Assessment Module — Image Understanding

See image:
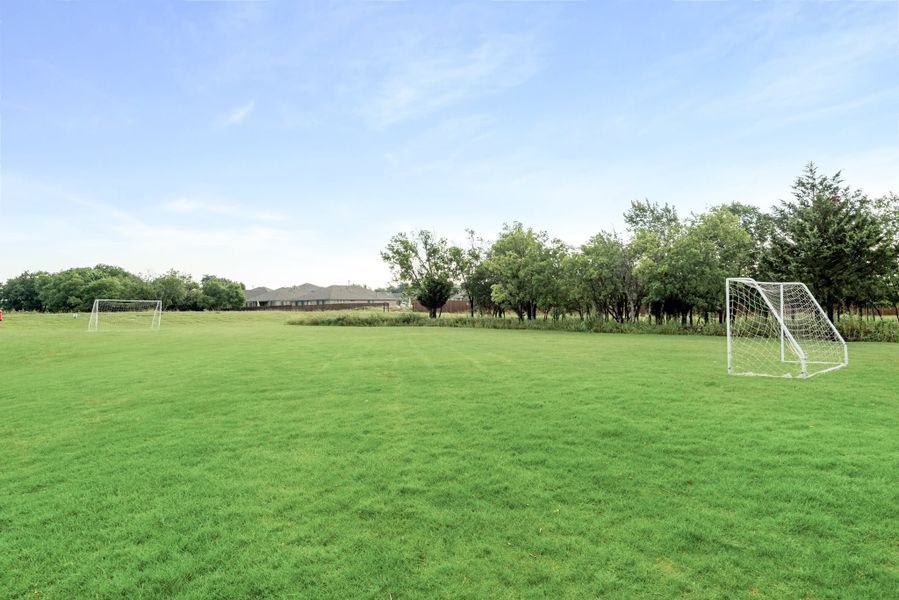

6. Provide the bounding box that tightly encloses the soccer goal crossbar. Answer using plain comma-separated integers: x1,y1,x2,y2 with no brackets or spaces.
725,278,847,378
87,299,162,332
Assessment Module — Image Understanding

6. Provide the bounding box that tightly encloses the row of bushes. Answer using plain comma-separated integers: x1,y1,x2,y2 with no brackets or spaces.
835,318,899,342
289,312,899,342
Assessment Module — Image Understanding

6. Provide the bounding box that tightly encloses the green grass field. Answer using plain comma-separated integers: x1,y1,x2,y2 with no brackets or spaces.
1,312,897,599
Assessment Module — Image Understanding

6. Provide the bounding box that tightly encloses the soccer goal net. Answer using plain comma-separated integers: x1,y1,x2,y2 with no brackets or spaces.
87,299,162,332
726,278,847,378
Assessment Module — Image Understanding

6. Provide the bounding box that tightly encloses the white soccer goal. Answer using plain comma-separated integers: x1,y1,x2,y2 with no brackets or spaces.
87,299,162,332
726,278,847,378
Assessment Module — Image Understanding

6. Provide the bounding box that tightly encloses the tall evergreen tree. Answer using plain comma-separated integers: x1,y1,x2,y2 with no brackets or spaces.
766,163,892,320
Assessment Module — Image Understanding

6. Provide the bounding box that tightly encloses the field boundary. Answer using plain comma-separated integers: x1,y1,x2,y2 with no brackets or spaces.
289,312,899,342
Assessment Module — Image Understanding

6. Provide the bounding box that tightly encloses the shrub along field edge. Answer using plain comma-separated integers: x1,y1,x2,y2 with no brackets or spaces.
289,311,899,342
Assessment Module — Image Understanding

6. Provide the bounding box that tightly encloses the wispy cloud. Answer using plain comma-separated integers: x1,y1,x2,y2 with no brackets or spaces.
736,22,896,113
608,3,897,139
217,99,255,127
163,197,285,222
113,222,293,249
363,35,542,127
0,175,307,283
384,113,496,173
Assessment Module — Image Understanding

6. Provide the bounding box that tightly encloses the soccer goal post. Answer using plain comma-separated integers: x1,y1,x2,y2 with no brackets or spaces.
726,278,847,378
87,299,162,332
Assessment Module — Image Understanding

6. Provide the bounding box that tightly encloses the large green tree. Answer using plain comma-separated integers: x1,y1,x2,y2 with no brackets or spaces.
485,223,554,321
83,276,126,304
534,237,570,320
39,268,91,312
152,270,192,310
873,193,899,319
0,271,49,311
1,266,249,313
34,264,158,312
719,202,774,278
625,200,683,323
381,230,455,318
579,233,637,322
679,207,754,322
766,163,893,321
447,230,485,318
199,275,245,310
466,262,504,317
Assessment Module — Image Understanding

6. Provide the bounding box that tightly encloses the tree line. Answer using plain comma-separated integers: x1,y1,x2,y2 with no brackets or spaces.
0,266,246,312
382,163,899,323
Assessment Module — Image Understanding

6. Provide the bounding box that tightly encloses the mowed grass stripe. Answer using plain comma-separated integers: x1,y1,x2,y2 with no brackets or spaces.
1,312,897,599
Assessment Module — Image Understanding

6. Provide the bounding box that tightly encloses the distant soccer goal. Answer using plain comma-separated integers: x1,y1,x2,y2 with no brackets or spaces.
87,299,162,332
726,278,847,378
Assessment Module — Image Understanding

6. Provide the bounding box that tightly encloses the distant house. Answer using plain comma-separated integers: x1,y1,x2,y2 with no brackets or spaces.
244,287,273,306
245,283,401,309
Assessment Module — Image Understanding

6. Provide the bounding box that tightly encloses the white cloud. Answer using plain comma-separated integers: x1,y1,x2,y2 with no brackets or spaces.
736,23,896,114
0,175,395,289
217,99,255,127
383,113,495,174
111,222,293,249
163,197,285,222
364,35,542,127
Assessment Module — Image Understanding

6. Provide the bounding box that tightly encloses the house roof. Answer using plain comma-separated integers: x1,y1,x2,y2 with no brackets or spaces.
244,286,272,301
248,284,395,303
266,283,319,302
304,285,380,302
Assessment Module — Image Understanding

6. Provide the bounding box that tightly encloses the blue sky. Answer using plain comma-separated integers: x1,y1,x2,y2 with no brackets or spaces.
1,1,897,288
